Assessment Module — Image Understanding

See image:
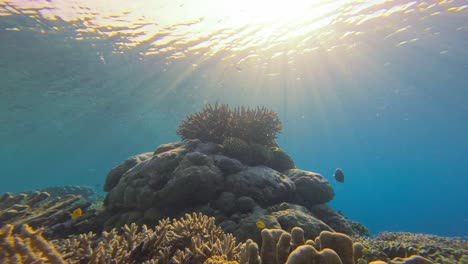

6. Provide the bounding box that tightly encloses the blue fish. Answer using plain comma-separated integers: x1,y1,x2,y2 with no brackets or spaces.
334,168,345,183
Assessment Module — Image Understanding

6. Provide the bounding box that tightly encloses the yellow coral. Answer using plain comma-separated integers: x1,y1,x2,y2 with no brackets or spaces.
204,255,240,264
0,224,65,264
2,214,438,264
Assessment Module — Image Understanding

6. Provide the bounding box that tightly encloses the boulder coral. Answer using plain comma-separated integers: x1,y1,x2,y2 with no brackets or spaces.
101,104,353,240
102,139,340,241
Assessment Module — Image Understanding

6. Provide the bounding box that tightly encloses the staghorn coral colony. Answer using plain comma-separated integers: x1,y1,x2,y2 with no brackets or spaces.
176,103,282,147
1,104,467,263
3,213,464,264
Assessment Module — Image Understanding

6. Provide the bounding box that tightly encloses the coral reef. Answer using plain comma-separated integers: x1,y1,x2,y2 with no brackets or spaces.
356,232,468,264
102,139,341,242
177,103,282,146
2,213,444,264
53,212,242,264
0,190,101,239
2,102,464,264
101,104,345,241
242,226,436,264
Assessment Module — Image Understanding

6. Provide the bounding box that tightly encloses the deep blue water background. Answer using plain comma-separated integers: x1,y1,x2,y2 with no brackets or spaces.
1,1,467,237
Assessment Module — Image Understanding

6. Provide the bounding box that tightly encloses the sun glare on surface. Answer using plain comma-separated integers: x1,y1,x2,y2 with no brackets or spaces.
212,0,332,24
2,0,466,60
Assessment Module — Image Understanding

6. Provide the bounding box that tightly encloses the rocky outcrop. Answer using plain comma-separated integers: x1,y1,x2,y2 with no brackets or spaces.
225,166,296,206
102,140,353,239
285,169,335,206
309,204,354,235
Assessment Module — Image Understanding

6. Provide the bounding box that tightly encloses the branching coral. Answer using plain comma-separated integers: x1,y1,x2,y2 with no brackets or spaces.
3,213,442,264
177,103,234,144
356,232,468,264
177,103,282,147
230,106,282,147
0,224,65,263
52,212,243,264
0,191,100,239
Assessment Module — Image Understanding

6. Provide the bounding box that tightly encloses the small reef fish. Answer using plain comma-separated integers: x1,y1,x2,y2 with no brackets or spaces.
256,220,266,229
334,168,345,183
70,208,83,219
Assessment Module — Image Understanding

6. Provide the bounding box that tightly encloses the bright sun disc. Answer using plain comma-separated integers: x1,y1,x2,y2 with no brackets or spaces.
225,0,316,23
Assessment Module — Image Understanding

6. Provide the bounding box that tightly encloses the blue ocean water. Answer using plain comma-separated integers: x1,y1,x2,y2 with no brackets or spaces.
0,0,467,238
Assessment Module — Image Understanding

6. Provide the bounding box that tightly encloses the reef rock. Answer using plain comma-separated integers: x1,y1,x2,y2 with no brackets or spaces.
156,151,224,207
309,204,354,235
224,166,296,206
272,209,334,240
102,140,348,237
285,169,335,206
103,152,153,192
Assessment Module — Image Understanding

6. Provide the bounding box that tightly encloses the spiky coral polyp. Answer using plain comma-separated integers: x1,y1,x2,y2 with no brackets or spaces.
177,103,282,146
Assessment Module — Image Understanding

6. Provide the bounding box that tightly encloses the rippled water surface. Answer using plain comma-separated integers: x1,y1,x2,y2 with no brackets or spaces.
1,0,467,236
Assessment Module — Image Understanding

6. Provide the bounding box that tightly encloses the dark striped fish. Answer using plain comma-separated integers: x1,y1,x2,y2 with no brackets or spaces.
334,168,345,183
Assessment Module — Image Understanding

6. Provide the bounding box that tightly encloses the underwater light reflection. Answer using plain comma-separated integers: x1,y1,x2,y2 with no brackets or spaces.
3,0,465,62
